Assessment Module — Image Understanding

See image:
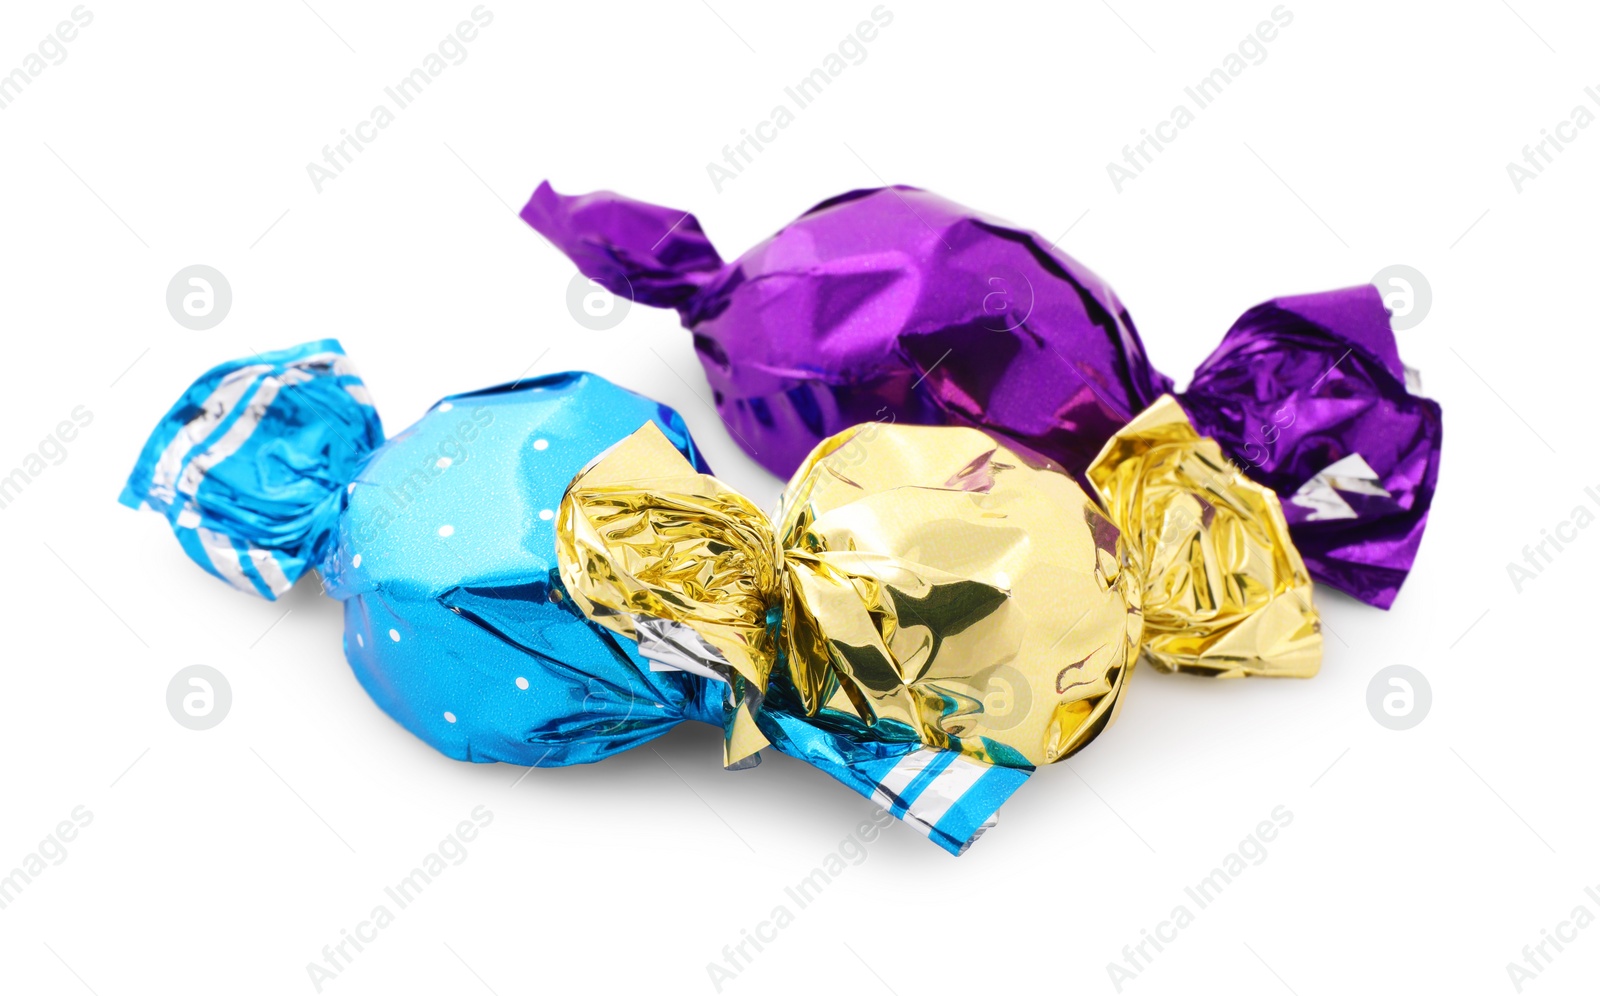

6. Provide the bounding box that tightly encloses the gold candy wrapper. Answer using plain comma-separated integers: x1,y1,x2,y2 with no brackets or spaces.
556,395,1320,770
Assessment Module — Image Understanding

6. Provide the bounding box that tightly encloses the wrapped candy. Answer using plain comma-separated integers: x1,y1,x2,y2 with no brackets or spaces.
120,341,719,766
124,342,1322,855
523,182,1443,608
558,395,1321,853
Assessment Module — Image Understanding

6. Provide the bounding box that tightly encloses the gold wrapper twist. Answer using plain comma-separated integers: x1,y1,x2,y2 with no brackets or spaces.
556,395,1320,770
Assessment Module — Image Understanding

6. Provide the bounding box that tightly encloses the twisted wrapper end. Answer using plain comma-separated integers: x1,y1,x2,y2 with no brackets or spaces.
555,422,777,765
1088,396,1322,680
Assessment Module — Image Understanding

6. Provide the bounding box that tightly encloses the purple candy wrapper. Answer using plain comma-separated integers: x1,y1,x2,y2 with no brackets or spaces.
523,182,1441,608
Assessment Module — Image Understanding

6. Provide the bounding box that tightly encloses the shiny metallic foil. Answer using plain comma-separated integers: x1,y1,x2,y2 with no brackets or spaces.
526,182,1443,610
1087,396,1321,679
559,404,1321,772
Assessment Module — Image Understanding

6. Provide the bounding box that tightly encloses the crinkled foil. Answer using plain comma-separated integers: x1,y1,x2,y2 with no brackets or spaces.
772,422,1139,767
557,425,776,764
525,183,1441,609
559,408,1321,772
1087,397,1321,679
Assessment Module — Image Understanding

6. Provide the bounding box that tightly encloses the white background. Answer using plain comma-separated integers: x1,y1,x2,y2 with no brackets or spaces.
1,1,1596,993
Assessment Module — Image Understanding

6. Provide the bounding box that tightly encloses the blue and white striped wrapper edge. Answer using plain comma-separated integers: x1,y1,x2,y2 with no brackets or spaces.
118,339,382,599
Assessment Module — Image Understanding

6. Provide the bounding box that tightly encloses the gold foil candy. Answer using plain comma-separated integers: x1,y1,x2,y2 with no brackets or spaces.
557,399,1320,772
1086,396,1322,679
772,422,1142,767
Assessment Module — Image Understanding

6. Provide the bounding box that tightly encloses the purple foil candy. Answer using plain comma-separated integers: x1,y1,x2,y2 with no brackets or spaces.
522,182,1442,609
